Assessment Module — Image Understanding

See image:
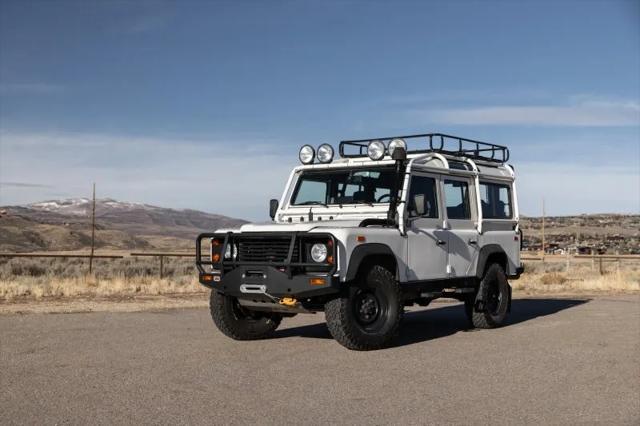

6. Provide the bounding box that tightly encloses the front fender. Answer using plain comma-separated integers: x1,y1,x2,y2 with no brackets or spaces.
345,243,397,282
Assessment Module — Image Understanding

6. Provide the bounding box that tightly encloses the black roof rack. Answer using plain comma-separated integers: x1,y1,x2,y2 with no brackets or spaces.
339,133,509,163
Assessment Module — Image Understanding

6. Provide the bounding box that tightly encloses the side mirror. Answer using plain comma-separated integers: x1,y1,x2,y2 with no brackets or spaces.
413,194,426,216
269,199,279,221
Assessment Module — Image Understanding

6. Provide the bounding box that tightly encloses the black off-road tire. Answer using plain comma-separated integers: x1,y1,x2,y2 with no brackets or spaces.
465,263,510,329
325,265,403,350
209,291,282,340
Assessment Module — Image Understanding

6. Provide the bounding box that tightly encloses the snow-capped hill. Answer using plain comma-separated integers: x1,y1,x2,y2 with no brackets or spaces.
30,198,92,215
1,198,248,251
28,198,163,216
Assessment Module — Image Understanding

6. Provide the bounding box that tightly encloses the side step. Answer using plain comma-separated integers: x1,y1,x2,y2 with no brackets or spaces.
420,288,475,299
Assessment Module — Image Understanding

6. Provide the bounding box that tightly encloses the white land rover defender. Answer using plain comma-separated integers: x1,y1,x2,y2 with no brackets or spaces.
196,133,524,350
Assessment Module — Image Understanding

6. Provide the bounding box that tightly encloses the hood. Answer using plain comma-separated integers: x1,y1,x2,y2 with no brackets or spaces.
233,220,362,233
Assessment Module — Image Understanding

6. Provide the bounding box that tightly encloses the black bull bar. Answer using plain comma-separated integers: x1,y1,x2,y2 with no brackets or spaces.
195,232,337,279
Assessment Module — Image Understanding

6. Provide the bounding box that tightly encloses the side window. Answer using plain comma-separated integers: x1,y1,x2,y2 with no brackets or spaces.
407,175,439,218
480,182,512,219
444,179,471,220
342,183,361,198
294,180,327,204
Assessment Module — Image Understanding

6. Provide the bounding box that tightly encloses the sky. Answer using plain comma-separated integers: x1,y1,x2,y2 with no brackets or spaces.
0,0,638,221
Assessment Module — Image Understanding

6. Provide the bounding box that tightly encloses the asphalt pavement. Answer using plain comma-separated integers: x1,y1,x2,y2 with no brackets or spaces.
1,296,639,425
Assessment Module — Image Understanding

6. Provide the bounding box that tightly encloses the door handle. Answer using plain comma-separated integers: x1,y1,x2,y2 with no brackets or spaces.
468,239,478,245
436,239,447,246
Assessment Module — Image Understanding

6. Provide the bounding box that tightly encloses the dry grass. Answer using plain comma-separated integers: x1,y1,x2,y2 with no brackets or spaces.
0,275,203,301
1,255,639,306
0,256,202,302
513,259,640,294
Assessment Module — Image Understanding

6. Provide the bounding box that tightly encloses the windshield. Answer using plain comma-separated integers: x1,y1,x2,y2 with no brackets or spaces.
291,167,396,206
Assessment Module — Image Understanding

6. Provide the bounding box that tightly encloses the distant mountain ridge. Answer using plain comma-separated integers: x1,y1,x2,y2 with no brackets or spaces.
0,198,248,252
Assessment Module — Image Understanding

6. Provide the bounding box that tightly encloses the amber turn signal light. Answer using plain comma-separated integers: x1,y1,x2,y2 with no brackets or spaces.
212,253,220,263
309,277,326,286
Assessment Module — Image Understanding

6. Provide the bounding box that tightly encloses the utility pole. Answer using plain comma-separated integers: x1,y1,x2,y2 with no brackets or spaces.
89,183,96,274
541,198,546,262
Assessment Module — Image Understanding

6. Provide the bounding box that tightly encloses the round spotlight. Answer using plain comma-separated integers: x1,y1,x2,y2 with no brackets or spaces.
388,138,407,157
367,140,386,160
310,243,328,263
299,145,315,164
317,144,334,163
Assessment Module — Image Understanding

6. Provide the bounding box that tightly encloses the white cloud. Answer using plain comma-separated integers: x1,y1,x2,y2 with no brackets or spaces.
0,182,52,188
1,130,638,220
0,131,295,221
411,97,640,126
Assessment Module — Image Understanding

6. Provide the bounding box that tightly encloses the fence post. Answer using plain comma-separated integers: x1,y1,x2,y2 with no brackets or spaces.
159,255,164,279
566,253,570,273
599,257,603,275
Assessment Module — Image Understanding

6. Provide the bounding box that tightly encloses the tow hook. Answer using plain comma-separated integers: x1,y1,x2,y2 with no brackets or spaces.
279,297,298,307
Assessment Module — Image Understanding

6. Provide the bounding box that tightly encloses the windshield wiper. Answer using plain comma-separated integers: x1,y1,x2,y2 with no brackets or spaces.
353,200,374,206
298,201,328,207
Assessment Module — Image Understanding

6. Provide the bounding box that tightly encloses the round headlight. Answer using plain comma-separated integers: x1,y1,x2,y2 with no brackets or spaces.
317,144,334,163
299,145,315,164
367,140,386,160
310,243,328,263
388,138,407,157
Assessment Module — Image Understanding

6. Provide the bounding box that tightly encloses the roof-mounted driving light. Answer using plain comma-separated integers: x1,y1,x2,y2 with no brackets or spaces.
388,138,407,157
317,144,334,163
299,145,315,164
367,140,385,160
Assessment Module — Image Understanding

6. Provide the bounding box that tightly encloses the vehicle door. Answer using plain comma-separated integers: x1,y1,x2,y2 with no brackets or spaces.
442,176,480,277
405,173,448,280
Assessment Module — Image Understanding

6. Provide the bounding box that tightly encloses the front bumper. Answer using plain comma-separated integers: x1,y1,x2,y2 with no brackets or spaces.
199,266,341,299
196,232,340,300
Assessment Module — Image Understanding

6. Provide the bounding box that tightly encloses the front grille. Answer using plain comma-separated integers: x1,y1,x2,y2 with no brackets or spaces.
236,237,299,263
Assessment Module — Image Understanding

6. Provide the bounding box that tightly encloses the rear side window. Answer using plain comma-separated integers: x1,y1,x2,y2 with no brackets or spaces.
480,182,512,219
444,180,471,220
408,176,439,218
